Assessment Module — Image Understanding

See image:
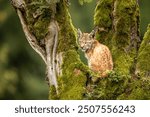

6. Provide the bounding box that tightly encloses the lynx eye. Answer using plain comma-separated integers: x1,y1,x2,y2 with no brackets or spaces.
86,41,92,43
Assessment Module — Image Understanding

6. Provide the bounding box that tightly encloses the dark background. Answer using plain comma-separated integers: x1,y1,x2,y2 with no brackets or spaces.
0,0,149,99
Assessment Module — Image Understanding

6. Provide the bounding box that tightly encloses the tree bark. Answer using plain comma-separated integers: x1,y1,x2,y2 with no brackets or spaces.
11,0,150,100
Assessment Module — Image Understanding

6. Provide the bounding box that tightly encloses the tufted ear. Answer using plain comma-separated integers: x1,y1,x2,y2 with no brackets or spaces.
89,29,96,39
77,28,82,40
89,26,99,39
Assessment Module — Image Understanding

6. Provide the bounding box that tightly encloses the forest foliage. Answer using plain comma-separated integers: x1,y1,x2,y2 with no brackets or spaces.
0,0,150,99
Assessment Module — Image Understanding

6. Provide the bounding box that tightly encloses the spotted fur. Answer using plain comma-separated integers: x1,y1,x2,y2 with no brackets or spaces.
78,30,113,77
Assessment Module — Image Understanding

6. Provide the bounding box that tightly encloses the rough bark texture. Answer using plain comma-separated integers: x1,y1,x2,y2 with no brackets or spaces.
12,0,150,99
87,0,150,100
12,0,92,99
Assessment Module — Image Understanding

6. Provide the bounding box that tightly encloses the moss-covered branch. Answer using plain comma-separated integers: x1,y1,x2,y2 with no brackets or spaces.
137,24,150,78
94,0,140,75
87,0,150,100
11,0,150,100
11,0,95,99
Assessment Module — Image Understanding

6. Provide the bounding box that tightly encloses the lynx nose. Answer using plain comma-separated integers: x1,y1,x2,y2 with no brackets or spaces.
80,44,84,48
81,44,84,49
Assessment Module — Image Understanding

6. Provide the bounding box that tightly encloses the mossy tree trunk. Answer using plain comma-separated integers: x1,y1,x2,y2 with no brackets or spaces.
91,0,150,99
94,0,140,76
11,0,150,100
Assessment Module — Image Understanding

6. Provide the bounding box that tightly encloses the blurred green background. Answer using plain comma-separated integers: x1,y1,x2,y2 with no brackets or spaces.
0,0,150,99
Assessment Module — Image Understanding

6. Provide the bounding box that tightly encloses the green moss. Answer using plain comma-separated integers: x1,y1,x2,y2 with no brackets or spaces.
94,0,113,45
23,0,150,100
33,16,51,40
49,85,59,99
56,2,78,52
118,78,150,100
94,0,139,74
24,0,95,99
137,24,150,77
57,50,87,99
84,71,150,100
94,0,113,28
95,0,140,75
87,0,150,100
23,0,89,99
112,49,134,75
54,49,99,99
48,1,95,99
24,0,51,41
112,0,139,48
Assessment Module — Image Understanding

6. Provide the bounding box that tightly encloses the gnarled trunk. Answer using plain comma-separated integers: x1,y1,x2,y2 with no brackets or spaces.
11,0,150,100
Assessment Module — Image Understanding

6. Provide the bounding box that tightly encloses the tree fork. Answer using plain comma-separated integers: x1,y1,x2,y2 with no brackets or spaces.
11,0,150,99
11,0,61,96
11,0,93,99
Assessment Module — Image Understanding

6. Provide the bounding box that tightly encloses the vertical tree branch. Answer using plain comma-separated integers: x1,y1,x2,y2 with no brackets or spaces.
45,20,59,94
17,9,47,64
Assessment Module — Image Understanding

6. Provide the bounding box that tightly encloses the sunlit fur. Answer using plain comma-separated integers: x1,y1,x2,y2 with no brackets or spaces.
79,33,113,77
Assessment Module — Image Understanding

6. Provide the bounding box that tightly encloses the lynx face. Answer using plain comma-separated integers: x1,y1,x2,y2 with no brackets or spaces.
78,30,95,52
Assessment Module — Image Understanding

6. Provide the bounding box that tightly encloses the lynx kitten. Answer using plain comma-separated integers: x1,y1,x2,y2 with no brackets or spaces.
78,29,113,78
